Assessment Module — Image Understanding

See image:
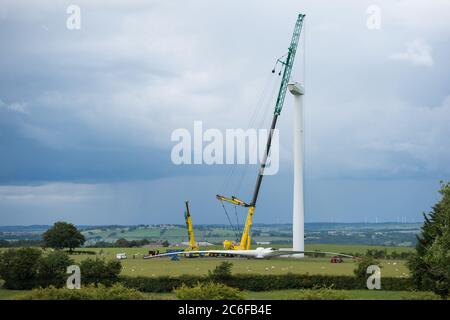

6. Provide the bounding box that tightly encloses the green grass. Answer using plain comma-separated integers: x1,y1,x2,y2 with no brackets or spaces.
77,243,415,255
303,244,414,254
113,258,408,277
69,246,410,278
0,289,30,300
0,244,423,300
0,244,413,278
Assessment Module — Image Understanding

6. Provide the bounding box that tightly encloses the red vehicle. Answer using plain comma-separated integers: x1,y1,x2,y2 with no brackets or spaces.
330,256,343,263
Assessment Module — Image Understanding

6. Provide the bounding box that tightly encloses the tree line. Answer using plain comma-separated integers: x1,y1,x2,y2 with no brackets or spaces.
86,238,170,248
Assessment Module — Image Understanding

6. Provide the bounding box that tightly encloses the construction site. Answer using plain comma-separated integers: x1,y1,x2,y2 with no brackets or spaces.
1,1,448,306
139,14,331,261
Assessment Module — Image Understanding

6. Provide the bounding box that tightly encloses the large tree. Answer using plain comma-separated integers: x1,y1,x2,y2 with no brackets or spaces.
43,221,85,251
408,182,450,299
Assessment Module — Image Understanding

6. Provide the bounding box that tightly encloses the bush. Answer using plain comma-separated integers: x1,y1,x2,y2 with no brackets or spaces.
0,248,42,289
366,249,388,259
174,282,245,300
207,261,233,282
354,256,381,283
16,284,145,300
88,239,151,248
79,257,122,286
86,241,115,248
120,275,202,293
0,248,74,289
289,286,350,300
115,238,130,247
38,250,74,288
67,250,96,255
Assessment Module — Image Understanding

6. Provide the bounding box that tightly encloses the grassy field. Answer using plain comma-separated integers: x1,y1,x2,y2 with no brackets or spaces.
68,245,411,278
116,258,408,277
76,243,415,256
0,243,424,301
0,243,423,300
0,244,413,278
0,289,29,300
0,288,439,300
303,243,414,254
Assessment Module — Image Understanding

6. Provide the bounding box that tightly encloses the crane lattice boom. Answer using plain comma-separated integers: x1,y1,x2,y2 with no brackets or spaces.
219,13,305,251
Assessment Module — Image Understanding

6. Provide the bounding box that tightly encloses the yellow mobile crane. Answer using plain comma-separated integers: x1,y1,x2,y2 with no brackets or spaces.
216,13,305,251
184,201,198,251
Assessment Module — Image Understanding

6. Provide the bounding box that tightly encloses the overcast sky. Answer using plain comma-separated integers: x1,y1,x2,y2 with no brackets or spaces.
1,0,449,225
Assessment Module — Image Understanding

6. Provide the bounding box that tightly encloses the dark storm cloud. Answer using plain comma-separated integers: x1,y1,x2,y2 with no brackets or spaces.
0,0,449,224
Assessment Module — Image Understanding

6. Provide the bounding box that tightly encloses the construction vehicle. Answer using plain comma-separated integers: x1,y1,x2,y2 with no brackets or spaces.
115,253,127,260
184,201,199,252
145,202,200,260
217,13,305,251
142,250,160,259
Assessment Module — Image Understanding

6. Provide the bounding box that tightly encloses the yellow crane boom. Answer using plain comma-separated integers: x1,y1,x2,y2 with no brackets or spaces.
184,201,198,251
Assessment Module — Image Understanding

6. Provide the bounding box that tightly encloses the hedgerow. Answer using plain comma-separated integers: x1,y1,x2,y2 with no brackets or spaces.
174,282,245,300
15,284,145,300
119,274,414,293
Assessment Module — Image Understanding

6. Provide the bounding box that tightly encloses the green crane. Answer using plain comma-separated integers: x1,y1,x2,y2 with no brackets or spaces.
218,13,305,250
273,13,305,116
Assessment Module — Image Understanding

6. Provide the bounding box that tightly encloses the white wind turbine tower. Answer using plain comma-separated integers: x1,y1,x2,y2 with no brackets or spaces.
288,82,305,257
